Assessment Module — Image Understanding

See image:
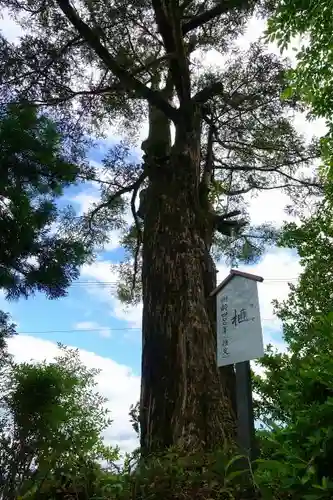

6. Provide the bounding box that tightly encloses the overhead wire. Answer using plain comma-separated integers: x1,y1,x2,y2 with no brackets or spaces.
17,315,283,335
17,327,141,334
71,277,299,287
10,276,297,334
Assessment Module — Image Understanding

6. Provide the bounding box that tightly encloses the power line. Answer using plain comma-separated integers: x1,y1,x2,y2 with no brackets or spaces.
71,278,299,287
17,327,141,334
12,278,295,335
17,317,281,335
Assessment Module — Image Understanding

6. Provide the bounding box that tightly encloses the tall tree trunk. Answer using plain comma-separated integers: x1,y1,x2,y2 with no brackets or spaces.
140,114,236,454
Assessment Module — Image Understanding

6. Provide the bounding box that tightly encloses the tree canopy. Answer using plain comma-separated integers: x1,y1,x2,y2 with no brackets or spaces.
0,103,96,299
1,1,333,495
0,0,323,454
266,0,333,124
0,329,118,500
253,183,333,496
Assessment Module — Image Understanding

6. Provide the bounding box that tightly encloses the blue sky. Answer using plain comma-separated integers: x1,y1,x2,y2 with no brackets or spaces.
1,132,303,454
2,137,143,374
1,133,298,374
0,9,326,455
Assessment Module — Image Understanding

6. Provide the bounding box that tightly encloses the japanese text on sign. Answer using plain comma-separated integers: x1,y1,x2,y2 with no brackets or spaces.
220,295,229,358
216,275,264,367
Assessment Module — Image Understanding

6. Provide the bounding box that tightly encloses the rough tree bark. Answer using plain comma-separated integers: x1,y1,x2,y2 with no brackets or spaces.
140,103,236,454
52,0,239,455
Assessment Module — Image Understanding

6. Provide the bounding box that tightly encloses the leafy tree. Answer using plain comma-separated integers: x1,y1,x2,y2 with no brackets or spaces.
0,102,98,300
266,0,333,115
253,190,333,491
0,0,322,453
0,310,16,370
0,341,118,500
266,0,333,164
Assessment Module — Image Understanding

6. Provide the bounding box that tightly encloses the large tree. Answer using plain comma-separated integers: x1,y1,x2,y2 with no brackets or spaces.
0,0,321,453
0,102,99,299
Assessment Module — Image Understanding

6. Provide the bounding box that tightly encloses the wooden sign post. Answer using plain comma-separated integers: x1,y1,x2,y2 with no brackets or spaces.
236,360,256,460
210,270,264,460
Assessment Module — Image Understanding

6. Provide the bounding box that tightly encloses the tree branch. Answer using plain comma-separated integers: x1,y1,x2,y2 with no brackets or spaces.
242,233,279,240
88,172,147,231
193,82,224,104
22,53,171,107
180,0,195,12
202,123,214,184
221,209,242,219
275,170,322,189
182,0,250,34
151,0,191,102
130,181,143,296
214,156,322,188
55,0,178,121
226,182,319,197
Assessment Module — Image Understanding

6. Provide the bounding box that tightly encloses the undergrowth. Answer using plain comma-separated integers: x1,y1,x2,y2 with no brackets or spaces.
19,444,333,500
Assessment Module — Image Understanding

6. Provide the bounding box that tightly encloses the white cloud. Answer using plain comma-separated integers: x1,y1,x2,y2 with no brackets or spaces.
247,190,294,227
74,321,112,338
69,189,124,251
113,302,143,330
82,261,119,283
71,191,100,216
81,261,143,329
0,10,22,43
217,247,302,332
7,335,140,455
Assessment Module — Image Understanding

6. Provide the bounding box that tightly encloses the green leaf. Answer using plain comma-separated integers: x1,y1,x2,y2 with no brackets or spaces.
281,86,294,100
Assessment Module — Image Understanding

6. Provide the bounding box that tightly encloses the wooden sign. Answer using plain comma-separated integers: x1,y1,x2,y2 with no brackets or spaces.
211,270,264,367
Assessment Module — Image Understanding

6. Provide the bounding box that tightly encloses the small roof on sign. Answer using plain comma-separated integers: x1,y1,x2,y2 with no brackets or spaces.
209,269,264,297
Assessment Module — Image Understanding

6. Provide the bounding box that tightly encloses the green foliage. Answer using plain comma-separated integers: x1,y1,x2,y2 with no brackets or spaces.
253,185,333,497
266,0,333,165
0,342,118,499
113,447,257,500
0,0,322,304
0,103,95,299
254,453,333,500
254,313,333,490
266,0,333,112
0,310,16,368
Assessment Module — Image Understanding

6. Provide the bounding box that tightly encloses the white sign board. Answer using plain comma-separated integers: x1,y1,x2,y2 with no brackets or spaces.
216,275,264,367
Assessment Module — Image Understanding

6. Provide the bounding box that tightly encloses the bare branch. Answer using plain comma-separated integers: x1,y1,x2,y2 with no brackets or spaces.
126,15,164,47
88,172,147,231
242,233,278,240
215,156,321,183
180,0,195,12
193,82,224,104
130,177,143,296
221,209,242,219
182,0,250,34
275,170,322,189
20,53,173,107
202,123,214,184
55,0,178,121
227,182,319,197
